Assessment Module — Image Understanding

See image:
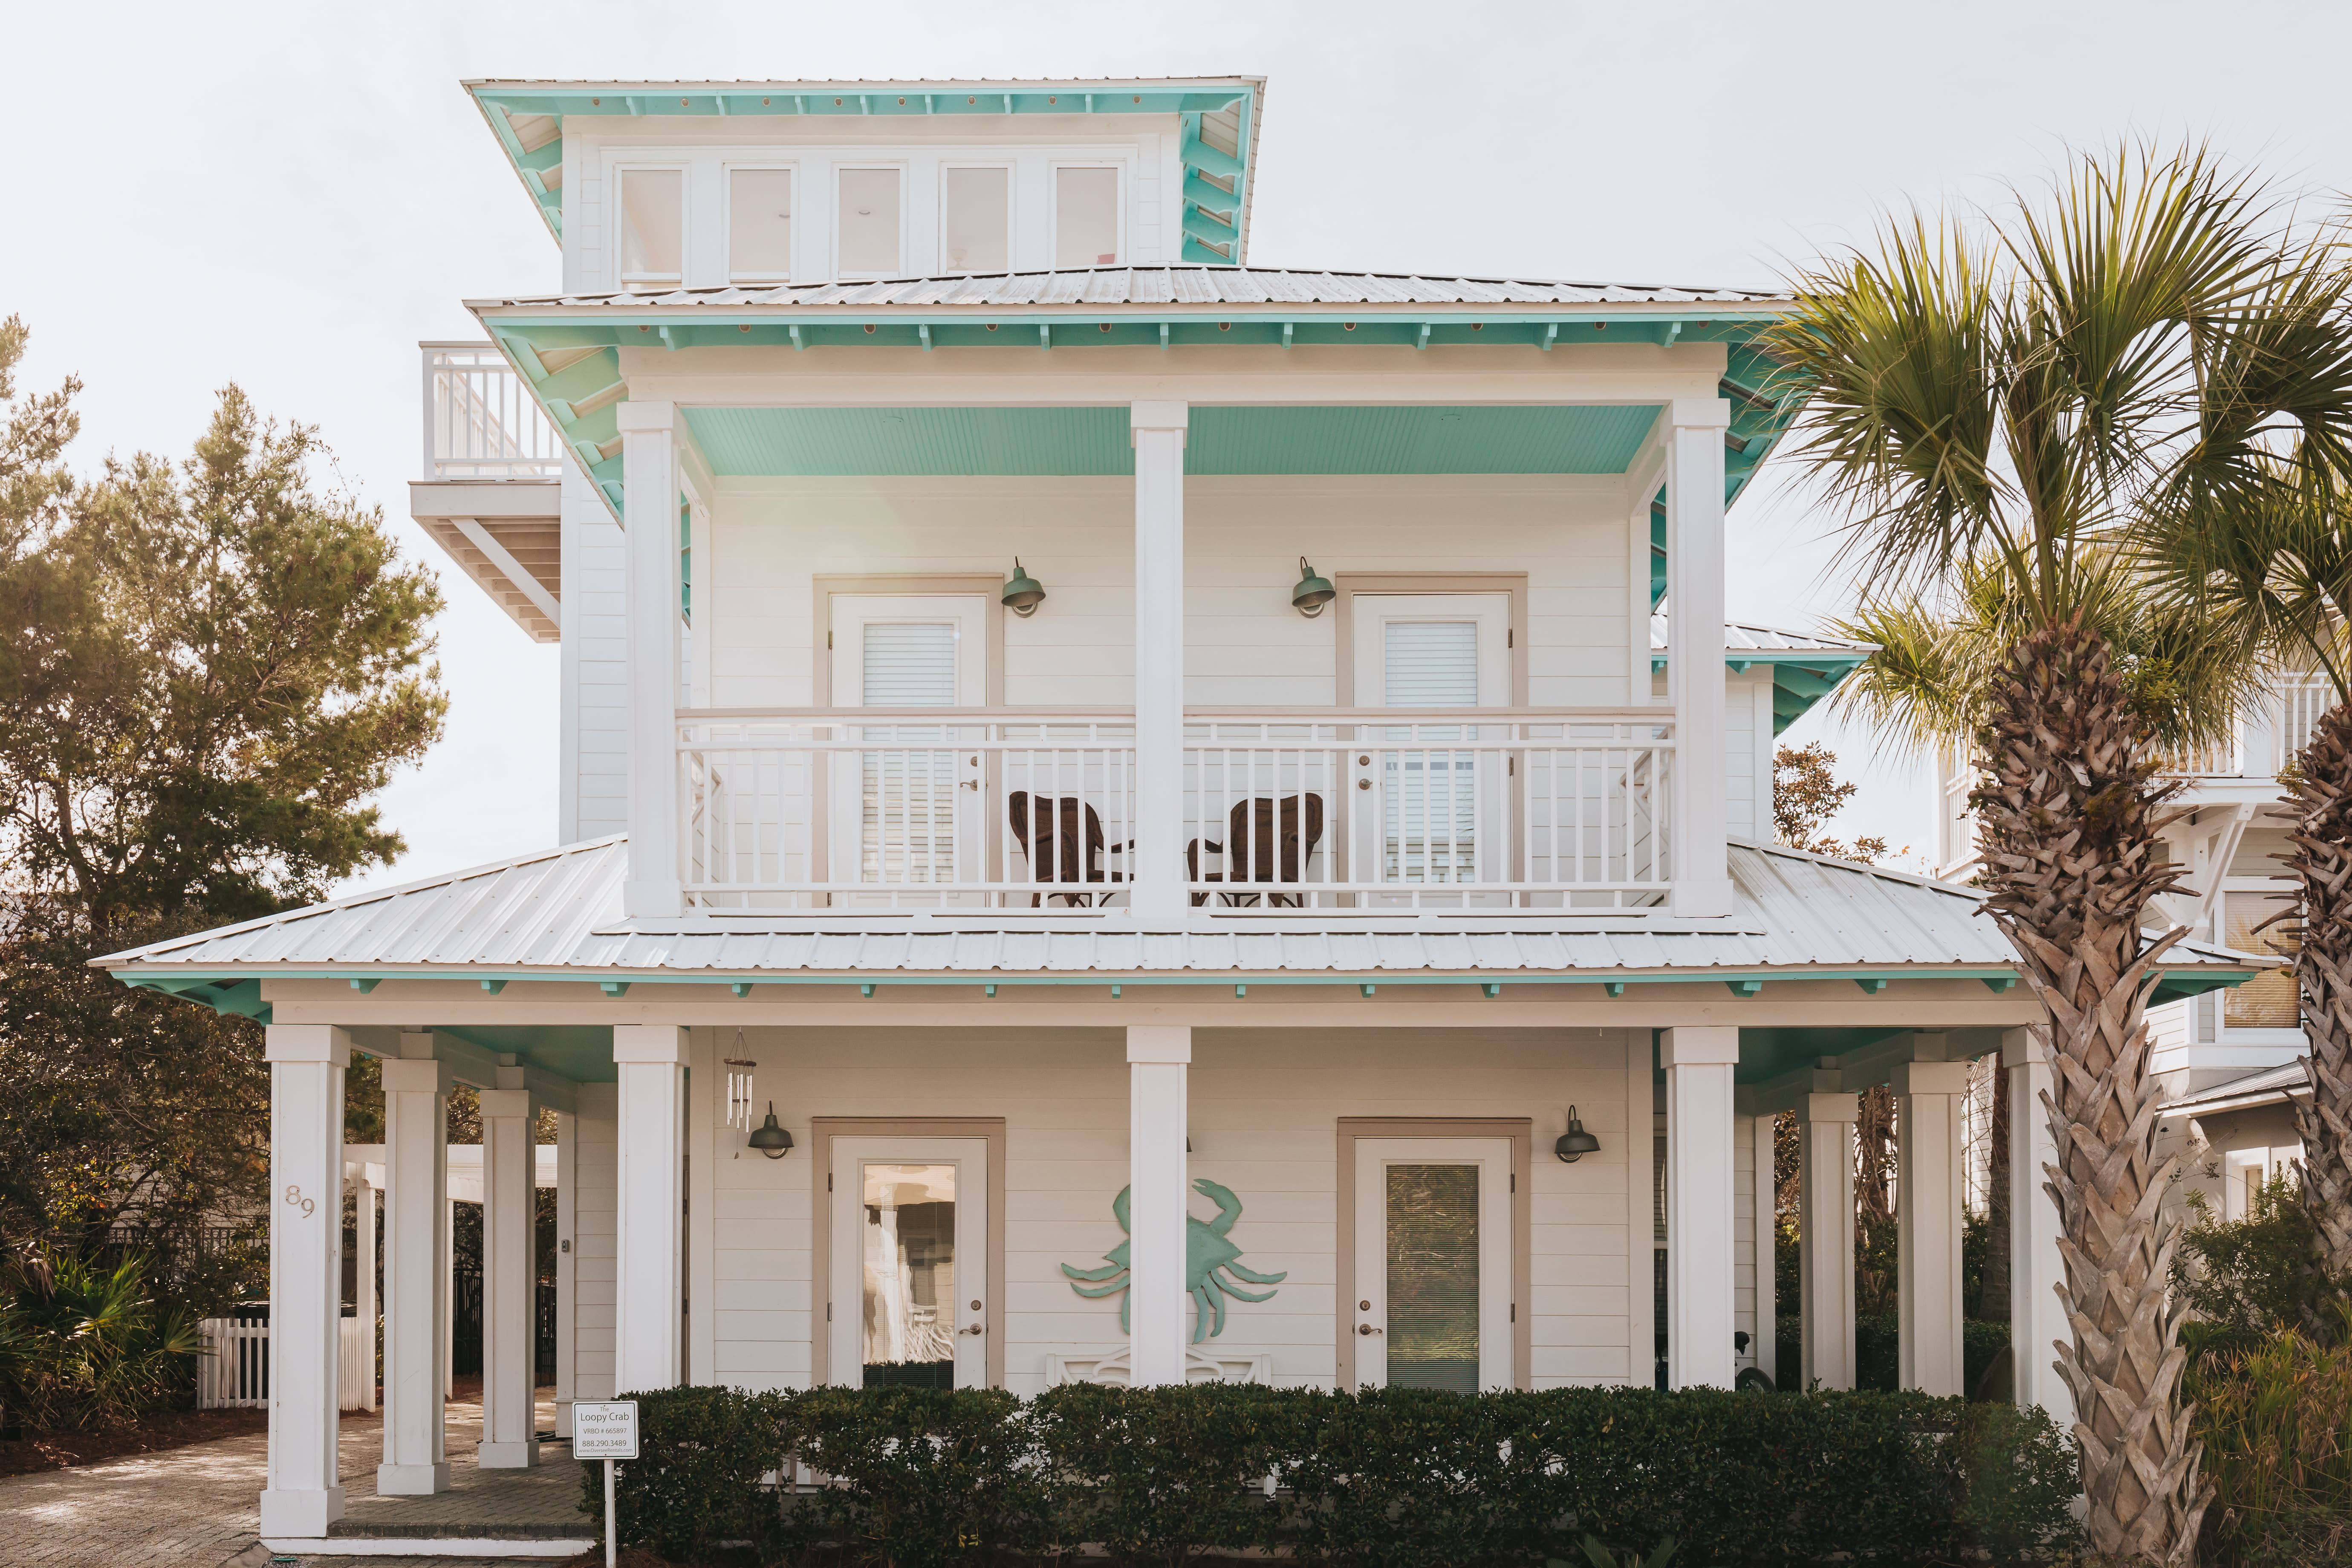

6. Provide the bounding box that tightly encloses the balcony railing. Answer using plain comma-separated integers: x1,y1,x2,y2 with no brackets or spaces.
677,707,1672,911
421,343,563,479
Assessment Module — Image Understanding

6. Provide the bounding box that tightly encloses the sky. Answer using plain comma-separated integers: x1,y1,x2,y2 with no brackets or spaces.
5,0,2349,895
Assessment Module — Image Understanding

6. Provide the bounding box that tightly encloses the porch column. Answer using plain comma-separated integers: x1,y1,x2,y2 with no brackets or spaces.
1799,1091,1857,1390
260,1025,349,1538
478,1088,540,1467
1127,1025,1191,1384
1661,1026,1738,1388
553,1107,577,1437
1130,400,1189,920
354,1161,379,1414
378,1047,452,1496
2004,1026,2072,1421
618,399,682,919
613,1025,686,1392
1663,398,1732,917
1751,1113,1779,1387
1895,1057,1970,1395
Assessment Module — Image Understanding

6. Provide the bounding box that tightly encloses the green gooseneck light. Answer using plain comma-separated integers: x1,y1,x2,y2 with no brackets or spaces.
1291,557,1335,616
1002,559,1046,616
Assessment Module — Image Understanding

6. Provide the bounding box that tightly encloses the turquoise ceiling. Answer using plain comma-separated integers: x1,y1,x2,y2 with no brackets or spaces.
682,404,1661,478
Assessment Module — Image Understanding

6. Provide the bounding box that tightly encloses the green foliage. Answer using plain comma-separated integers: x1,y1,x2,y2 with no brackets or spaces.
2186,1318,2352,1567
2173,1177,2340,1344
0,1245,202,1431
587,1383,2079,1567
1851,1313,2012,1399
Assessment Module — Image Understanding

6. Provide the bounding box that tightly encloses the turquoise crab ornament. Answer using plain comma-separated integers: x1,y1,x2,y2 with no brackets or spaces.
1060,1178,1288,1340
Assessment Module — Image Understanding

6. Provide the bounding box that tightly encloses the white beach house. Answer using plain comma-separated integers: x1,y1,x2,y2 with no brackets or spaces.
97,76,2259,1544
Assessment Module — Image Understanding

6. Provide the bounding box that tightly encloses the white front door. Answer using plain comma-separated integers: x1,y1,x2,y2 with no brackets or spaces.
1349,595,1511,906
828,1136,991,1388
829,595,988,904
1351,1137,1514,1392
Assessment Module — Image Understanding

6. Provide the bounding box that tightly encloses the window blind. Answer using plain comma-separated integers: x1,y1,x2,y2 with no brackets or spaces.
860,622,958,883
1383,621,1477,882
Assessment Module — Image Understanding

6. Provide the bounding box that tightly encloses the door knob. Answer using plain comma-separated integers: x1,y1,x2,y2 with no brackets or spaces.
1357,1323,1382,1335
960,1324,985,1335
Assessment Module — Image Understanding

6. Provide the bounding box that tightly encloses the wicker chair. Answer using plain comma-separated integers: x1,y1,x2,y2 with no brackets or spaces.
1007,791,1129,907
1186,794,1327,907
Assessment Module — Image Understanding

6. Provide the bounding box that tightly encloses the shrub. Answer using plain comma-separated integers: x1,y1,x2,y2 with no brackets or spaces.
2187,1318,2352,1568
2171,1175,2340,1340
1031,1380,1293,1563
581,1385,792,1564
1281,1387,1547,1568
786,1385,1050,1568
0,1245,201,1431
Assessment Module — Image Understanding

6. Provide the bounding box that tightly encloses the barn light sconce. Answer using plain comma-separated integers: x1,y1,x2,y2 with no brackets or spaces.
1555,1106,1600,1163
1291,557,1335,617
748,1103,795,1159
1001,559,1046,616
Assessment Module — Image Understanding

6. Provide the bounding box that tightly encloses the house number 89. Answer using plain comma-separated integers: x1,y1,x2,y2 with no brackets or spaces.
284,1184,315,1218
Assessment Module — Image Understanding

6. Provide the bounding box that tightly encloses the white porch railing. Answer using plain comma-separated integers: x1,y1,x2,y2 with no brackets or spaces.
680,709,1138,909
420,342,563,479
197,1316,374,1411
2280,678,2335,767
677,707,1672,910
1184,710,1672,909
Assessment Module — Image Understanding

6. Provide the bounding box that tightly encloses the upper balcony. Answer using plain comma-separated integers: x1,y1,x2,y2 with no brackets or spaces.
408,344,564,641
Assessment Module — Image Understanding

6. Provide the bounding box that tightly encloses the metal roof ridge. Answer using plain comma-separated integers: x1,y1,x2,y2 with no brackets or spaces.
465,75,1267,91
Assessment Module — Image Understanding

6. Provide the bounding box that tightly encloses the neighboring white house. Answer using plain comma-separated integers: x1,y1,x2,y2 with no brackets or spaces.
98,76,2261,1546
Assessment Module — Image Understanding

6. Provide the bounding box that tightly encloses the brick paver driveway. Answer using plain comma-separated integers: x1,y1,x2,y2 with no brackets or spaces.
0,1401,577,1568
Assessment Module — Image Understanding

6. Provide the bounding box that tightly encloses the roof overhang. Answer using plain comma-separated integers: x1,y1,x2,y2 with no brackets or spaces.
465,76,1264,263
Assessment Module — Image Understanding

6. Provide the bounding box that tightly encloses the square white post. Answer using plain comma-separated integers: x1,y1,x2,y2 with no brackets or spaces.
1130,400,1189,921
554,1108,578,1438
1663,398,1731,917
260,1025,350,1538
1661,1025,1739,1388
1751,1113,1779,1387
613,1026,687,1393
2003,1026,2072,1421
1127,1025,1191,1384
379,1048,452,1496
619,399,683,919
354,1163,378,1413
478,1088,541,1467
1895,1060,1970,1395
1799,1092,1858,1391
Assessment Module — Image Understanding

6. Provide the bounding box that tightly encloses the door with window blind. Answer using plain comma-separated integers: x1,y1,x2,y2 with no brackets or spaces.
1351,1138,1514,1392
829,596,988,906
1349,595,1511,907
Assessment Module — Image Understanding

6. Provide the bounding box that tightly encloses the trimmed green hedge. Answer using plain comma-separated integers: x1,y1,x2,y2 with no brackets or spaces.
581,1382,2078,1566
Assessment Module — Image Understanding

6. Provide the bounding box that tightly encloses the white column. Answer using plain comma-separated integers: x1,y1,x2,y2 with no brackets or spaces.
1799,1092,1858,1391
1127,1025,1191,1384
1130,400,1189,921
379,1050,451,1496
1751,1113,1779,1387
1661,1025,1738,1388
1895,1058,1970,1395
477,1088,540,1467
355,1163,378,1413
260,1025,349,1539
1663,398,1732,917
554,1107,577,1438
2004,1026,2072,1421
443,1194,456,1401
618,399,682,919
613,1025,686,1393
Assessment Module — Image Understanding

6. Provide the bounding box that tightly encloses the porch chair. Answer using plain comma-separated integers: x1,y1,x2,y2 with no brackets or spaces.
1186,794,1327,907
1007,791,1130,907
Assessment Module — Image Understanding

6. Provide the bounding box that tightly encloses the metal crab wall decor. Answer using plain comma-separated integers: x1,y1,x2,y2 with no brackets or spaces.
1060,1178,1288,1341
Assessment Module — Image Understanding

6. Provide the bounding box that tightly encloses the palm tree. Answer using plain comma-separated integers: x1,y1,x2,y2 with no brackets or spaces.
1764,144,2352,1564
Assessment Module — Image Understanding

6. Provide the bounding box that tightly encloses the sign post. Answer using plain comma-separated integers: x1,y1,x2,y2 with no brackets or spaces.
571,1400,641,1568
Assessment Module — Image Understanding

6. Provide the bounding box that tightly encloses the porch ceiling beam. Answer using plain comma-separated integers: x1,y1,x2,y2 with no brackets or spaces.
450,515,560,625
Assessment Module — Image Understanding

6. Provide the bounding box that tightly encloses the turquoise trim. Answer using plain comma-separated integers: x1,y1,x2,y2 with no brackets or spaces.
1726,979,1764,997
471,81,1260,261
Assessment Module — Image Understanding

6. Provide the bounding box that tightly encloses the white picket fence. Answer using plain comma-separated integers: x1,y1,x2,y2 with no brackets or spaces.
197,1316,375,1412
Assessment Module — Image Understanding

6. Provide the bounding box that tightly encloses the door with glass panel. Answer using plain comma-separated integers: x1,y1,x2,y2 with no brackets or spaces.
829,1137,991,1388
1348,595,1510,907
1352,1137,1514,1391
829,596,987,906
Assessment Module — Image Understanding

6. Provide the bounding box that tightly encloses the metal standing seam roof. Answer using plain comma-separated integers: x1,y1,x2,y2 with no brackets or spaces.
93,834,2257,983
1651,618,1874,656
468,266,1796,314
2164,1061,2312,1115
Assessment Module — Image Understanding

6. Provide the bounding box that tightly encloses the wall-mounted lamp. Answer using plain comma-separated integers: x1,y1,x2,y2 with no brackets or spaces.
1555,1106,1600,1163
1002,559,1046,616
748,1103,795,1159
1291,557,1336,617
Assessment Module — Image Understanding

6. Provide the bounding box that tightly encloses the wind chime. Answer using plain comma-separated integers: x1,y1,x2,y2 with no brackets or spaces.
725,1032,757,1133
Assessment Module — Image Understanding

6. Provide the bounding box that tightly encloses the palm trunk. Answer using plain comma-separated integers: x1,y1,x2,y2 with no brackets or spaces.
2281,701,2352,1287
1971,617,2211,1565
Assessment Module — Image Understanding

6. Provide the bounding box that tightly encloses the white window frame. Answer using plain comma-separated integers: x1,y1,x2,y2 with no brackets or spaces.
833,162,910,280
1047,160,1127,269
2217,880,2304,1046
611,162,689,293
936,161,1016,277
722,161,798,284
